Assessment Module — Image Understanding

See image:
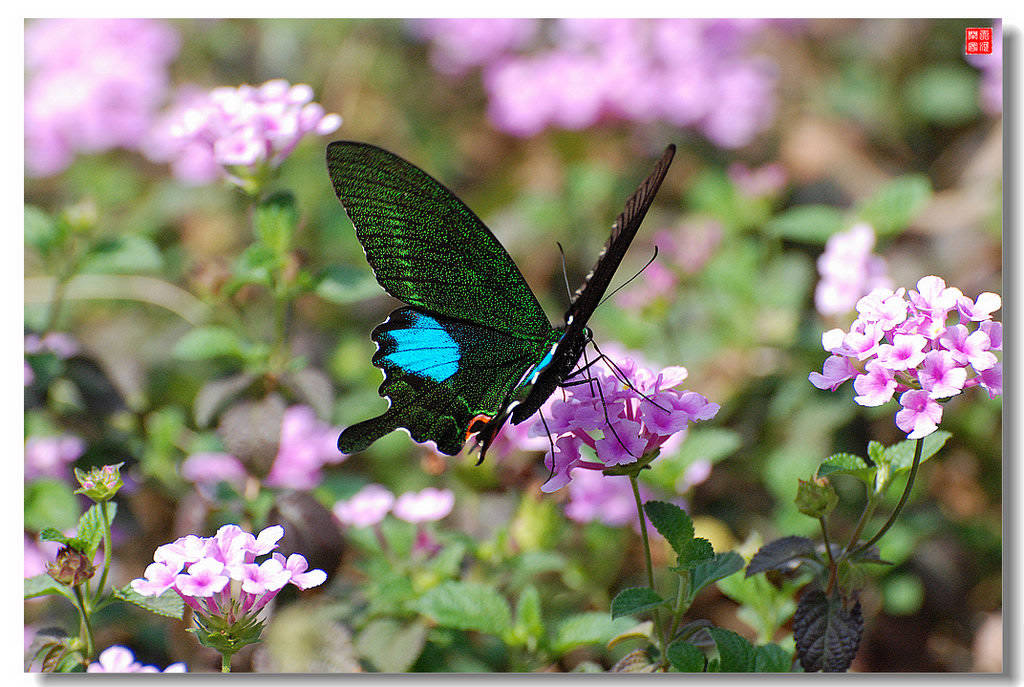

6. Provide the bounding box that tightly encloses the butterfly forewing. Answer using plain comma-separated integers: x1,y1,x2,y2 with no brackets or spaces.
565,144,676,330
327,141,553,338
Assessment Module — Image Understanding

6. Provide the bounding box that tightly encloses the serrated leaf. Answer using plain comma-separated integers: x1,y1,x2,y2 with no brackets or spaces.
39,528,70,546
883,431,951,472
765,205,846,244
24,573,71,600
610,587,665,618
413,581,511,636
25,479,79,532
867,440,886,464
855,174,932,236
355,618,428,673
689,552,745,598
667,640,707,672
754,643,793,672
709,627,756,672
746,536,818,577
643,501,694,555
677,537,715,569
607,620,655,650
76,503,115,557
173,326,247,361
552,613,637,654
793,588,863,672
114,586,184,619
817,452,876,483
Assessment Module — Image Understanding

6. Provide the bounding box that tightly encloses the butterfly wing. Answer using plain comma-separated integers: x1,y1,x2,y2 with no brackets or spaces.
327,142,562,454
327,141,554,337
565,144,676,331
339,307,561,455
510,144,676,425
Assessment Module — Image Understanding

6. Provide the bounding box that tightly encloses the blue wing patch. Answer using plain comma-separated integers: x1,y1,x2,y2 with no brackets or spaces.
379,311,460,382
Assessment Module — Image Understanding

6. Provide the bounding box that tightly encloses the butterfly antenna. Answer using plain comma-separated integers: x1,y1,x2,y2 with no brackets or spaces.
589,339,670,414
588,359,637,458
597,245,660,310
537,407,558,483
557,241,573,301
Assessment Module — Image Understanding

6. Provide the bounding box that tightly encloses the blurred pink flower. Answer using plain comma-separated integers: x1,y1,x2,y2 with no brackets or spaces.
393,487,455,523
420,19,781,148
145,79,341,188
564,469,654,527
24,19,180,177
815,223,892,316
264,406,346,490
181,452,248,489
333,484,395,527
25,434,85,481
87,645,187,673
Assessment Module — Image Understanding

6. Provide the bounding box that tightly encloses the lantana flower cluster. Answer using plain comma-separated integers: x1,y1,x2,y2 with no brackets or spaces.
333,485,455,528
87,645,186,673
810,276,1001,438
411,19,780,148
815,223,892,316
536,350,720,492
24,18,180,177
131,525,326,622
146,79,341,188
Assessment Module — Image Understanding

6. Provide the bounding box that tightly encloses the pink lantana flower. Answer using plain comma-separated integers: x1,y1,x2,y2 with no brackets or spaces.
810,275,1001,439
332,484,394,528
393,488,455,523
815,224,893,316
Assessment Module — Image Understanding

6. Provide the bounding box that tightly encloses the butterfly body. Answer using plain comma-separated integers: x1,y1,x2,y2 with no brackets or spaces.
328,142,674,460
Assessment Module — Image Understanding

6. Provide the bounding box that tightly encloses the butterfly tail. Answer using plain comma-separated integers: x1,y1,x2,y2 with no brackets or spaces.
338,404,465,456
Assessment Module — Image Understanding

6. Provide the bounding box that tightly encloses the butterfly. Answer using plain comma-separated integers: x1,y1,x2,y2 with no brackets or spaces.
327,141,675,462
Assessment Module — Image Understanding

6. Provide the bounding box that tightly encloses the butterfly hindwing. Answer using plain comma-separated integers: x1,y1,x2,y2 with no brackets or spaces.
338,307,561,456
326,141,554,338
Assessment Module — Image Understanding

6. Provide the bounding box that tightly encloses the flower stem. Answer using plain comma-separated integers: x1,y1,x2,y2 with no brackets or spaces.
221,652,233,673
850,437,925,558
73,586,95,661
93,501,113,603
628,475,668,665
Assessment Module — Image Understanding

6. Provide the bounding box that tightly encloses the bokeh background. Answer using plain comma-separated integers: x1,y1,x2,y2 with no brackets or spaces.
24,18,1002,672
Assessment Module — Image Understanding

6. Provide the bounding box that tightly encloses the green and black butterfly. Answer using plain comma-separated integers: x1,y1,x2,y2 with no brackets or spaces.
327,142,675,461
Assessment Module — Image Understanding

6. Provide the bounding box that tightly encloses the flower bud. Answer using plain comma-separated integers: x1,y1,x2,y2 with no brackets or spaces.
795,477,839,518
47,546,96,587
74,463,124,502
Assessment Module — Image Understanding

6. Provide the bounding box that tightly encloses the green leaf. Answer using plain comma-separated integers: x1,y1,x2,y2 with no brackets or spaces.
25,205,58,255
905,64,980,126
315,265,383,304
75,503,115,557
867,440,887,465
883,431,951,472
228,243,277,292
114,586,184,619
355,618,428,673
513,585,544,646
666,640,707,672
25,479,79,532
173,325,247,361
642,501,694,556
764,205,846,244
689,552,745,598
817,452,876,484
254,191,298,255
38,527,71,546
413,581,511,636
855,175,932,236
80,235,164,274
709,627,756,672
676,537,715,570
552,613,637,655
427,540,467,580
610,587,665,619
24,573,71,600
754,643,793,672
